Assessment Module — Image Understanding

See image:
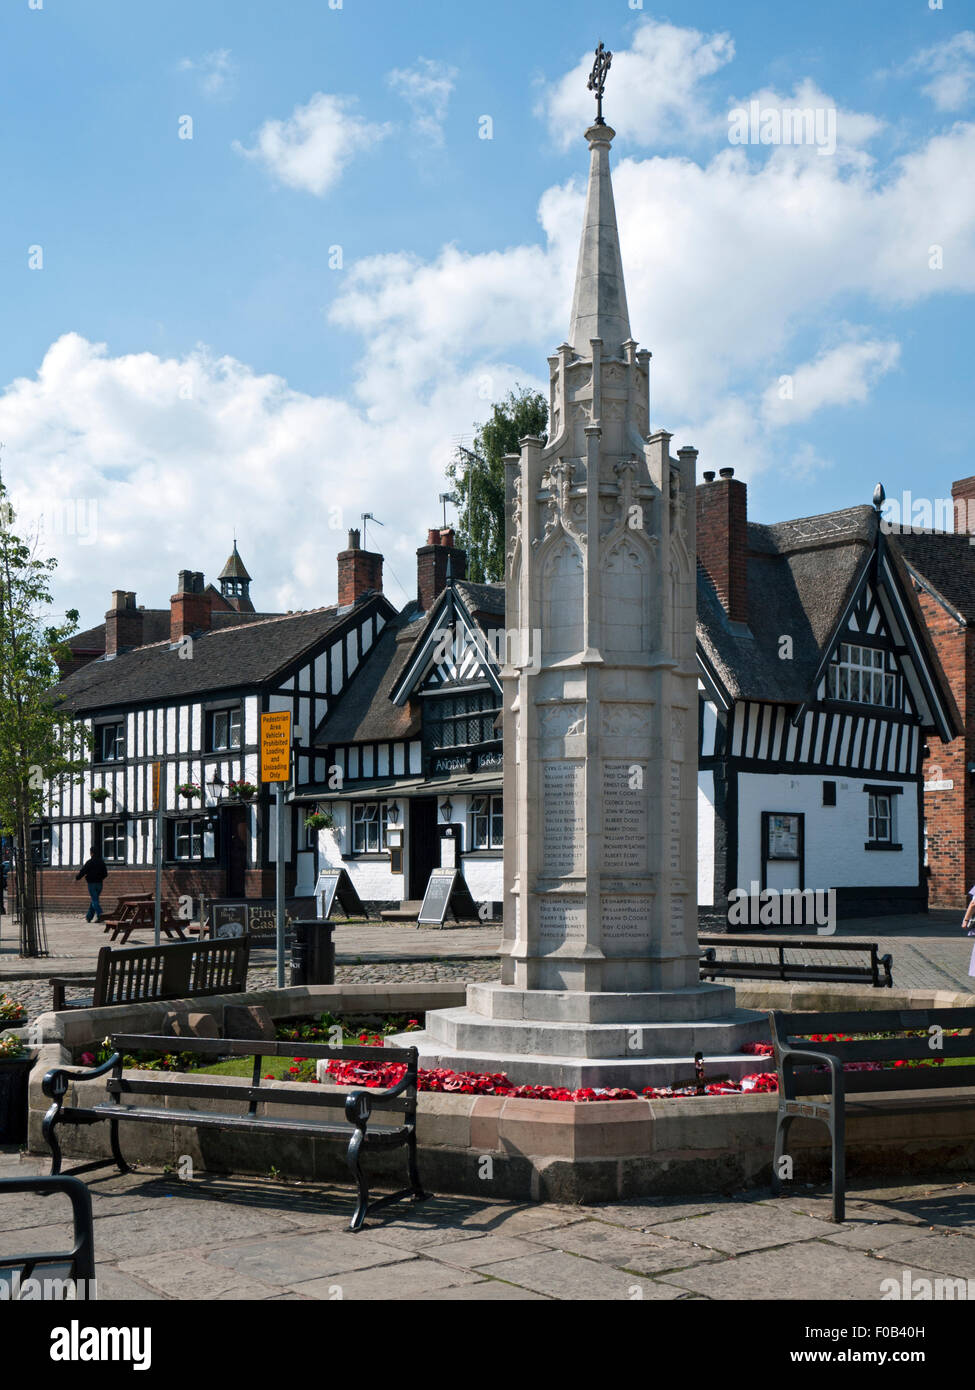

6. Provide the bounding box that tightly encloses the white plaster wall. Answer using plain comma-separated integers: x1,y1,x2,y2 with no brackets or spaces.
318,815,401,902
697,770,715,905
736,772,918,890
461,855,503,902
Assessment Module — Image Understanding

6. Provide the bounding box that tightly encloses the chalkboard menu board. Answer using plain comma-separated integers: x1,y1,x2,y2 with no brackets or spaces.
314,869,366,920
417,869,479,926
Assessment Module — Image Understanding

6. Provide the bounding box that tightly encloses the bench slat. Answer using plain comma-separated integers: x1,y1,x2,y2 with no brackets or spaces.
111,1034,419,1064
789,1064,975,1096
773,1008,975,1036
79,1104,409,1141
105,1078,411,1113
778,1036,975,1063
700,936,882,952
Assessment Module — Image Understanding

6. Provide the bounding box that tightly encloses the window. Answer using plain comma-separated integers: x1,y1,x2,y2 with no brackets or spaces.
868,792,893,844
170,815,218,861
207,707,242,752
424,691,501,750
352,802,389,854
99,821,126,862
96,722,125,762
30,825,51,865
826,644,896,708
469,795,503,850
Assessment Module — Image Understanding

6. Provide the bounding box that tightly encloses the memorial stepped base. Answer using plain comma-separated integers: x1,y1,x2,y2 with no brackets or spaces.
389,983,769,1091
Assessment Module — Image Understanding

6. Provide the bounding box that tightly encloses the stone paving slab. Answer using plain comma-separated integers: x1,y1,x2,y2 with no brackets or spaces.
647,1203,832,1255
204,1230,414,1284
290,1261,486,1300
657,1240,897,1300
524,1218,723,1274
466,1248,686,1300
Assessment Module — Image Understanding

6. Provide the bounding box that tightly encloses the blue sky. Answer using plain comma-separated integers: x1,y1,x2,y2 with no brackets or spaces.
1,0,973,625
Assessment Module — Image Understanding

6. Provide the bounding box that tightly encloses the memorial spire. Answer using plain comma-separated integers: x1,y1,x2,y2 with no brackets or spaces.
567,43,631,360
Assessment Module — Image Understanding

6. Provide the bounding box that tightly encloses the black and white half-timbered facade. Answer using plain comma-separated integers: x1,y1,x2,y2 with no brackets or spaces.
695,473,960,918
34,551,394,910
304,556,506,915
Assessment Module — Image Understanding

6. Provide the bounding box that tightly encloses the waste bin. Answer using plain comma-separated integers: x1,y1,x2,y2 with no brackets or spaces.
289,920,336,986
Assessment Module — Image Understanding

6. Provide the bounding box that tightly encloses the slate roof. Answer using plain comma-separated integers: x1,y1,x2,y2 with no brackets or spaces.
697,506,877,705
454,580,505,621
68,605,279,658
312,604,432,745
219,543,252,582
889,527,975,624
53,599,385,715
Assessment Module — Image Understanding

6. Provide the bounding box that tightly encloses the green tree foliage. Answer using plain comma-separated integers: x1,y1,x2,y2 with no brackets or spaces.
446,385,548,583
0,469,89,954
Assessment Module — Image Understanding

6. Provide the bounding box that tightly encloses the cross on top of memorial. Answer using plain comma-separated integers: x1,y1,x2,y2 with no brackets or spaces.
587,41,612,125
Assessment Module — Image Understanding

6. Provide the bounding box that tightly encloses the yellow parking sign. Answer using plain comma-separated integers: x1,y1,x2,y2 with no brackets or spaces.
260,711,291,783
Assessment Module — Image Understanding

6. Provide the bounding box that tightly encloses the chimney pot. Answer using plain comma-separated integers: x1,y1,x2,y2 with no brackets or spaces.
719,467,735,479
703,471,716,483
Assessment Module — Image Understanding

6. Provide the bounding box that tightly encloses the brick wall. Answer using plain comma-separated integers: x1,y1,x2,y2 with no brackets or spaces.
36,865,280,913
337,531,383,605
417,528,467,613
696,472,748,623
915,586,974,909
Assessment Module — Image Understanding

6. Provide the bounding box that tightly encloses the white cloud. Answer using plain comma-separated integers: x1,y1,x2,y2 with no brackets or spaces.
179,49,236,100
905,31,975,111
387,57,457,146
233,92,391,196
761,338,901,426
539,20,735,149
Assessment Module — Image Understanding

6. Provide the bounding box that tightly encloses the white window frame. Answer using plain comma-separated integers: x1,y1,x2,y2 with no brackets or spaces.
827,643,896,708
469,794,503,850
868,792,894,844
352,802,389,855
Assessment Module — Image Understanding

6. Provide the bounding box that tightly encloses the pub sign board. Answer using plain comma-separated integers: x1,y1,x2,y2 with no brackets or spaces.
205,898,308,941
417,868,480,926
314,869,367,920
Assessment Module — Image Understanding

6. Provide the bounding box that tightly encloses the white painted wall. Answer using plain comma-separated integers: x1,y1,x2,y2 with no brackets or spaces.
735,771,918,890
697,770,715,905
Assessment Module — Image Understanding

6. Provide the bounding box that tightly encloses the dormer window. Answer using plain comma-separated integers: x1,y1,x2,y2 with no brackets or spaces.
826,643,896,708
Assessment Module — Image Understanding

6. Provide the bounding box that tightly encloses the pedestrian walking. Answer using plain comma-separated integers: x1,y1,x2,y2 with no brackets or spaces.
76,851,109,922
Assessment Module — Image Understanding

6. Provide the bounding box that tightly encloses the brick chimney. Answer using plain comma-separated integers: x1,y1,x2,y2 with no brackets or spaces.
170,570,212,642
952,476,975,535
696,467,748,624
104,590,142,656
417,527,467,613
337,528,383,606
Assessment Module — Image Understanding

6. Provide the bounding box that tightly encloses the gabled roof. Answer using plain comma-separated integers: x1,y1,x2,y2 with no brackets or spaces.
53,595,391,715
312,605,431,745
890,527,975,624
697,507,876,706
389,581,504,706
697,504,960,741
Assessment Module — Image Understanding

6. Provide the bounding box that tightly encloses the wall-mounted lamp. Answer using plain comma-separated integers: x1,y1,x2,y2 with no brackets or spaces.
440,798,454,823
387,801,400,824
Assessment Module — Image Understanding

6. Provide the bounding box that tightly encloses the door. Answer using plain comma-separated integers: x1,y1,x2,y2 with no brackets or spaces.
225,806,249,898
409,798,439,899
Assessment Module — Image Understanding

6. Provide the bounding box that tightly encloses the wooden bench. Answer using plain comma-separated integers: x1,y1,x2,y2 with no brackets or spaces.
49,936,250,1012
41,1035,427,1232
701,936,893,988
769,1006,975,1222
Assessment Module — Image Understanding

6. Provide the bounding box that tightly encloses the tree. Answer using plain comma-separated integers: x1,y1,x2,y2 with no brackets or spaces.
0,466,89,955
446,385,548,583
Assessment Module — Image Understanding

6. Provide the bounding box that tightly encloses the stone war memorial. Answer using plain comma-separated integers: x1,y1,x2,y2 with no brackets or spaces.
396,56,764,1088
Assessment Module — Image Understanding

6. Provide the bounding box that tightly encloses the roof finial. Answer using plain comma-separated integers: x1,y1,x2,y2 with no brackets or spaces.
873,482,886,512
587,41,612,126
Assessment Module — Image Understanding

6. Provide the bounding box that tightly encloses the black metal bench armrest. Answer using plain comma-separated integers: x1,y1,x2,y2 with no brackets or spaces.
42,1053,121,1101
775,1044,844,1102
343,1062,419,1127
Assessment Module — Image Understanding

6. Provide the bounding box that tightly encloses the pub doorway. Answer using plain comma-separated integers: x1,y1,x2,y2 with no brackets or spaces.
408,797,438,900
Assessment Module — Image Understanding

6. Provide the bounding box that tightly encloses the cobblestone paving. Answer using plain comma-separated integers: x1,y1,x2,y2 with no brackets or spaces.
3,958,500,1024
4,1146,975,1302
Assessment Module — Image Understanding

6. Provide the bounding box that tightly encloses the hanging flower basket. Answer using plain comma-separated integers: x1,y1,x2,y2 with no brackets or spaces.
0,995,26,1026
227,780,256,802
178,782,201,799
90,787,111,803
304,810,335,832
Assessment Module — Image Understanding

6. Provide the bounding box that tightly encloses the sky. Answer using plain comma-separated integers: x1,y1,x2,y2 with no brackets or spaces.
1,0,973,628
